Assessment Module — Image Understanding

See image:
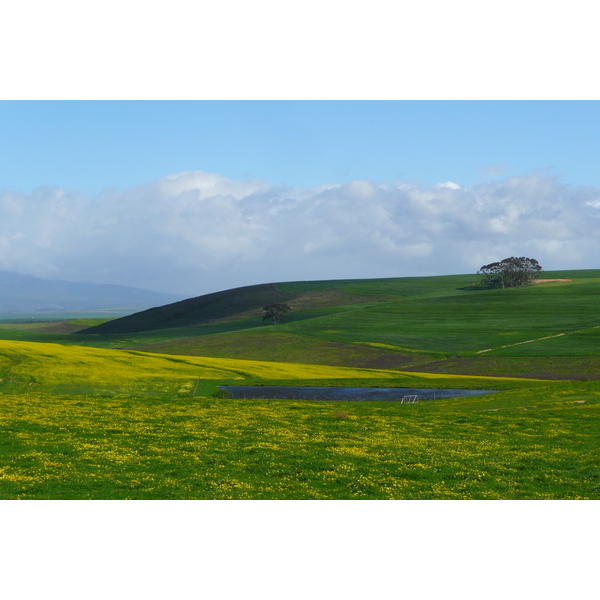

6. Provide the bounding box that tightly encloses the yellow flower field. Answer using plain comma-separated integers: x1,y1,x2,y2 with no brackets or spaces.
0,339,530,397
2,338,589,500
0,391,598,499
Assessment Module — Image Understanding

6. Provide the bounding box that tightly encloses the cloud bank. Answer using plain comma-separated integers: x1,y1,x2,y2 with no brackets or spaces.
1,171,599,295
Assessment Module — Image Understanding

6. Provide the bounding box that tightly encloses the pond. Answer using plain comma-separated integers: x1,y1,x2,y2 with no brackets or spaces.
219,386,497,402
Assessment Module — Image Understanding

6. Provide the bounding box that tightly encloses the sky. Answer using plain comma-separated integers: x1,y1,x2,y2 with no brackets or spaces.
1,2,599,298
1,100,600,295
3,101,600,194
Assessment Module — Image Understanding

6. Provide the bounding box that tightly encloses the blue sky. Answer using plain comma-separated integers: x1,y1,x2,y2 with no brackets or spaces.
1,100,600,295
2,101,600,195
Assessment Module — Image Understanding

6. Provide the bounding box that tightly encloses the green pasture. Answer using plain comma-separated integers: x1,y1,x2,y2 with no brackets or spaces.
273,276,600,354
0,318,266,348
0,335,597,499
0,270,598,372
1,382,598,500
0,339,530,398
0,269,599,499
129,270,600,368
109,269,600,379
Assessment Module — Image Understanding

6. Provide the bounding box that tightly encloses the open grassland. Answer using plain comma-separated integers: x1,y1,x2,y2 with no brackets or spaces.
1,387,599,499
1,270,599,379
1,270,599,499
0,338,591,500
0,339,528,398
121,269,600,379
129,330,443,371
0,318,265,348
271,276,600,355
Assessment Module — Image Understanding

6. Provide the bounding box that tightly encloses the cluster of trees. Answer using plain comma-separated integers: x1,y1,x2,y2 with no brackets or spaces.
262,303,292,324
478,257,542,288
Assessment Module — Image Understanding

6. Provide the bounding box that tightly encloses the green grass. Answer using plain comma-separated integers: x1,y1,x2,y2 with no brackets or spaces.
0,338,532,397
1,385,598,499
400,355,600,380
1,269,600,499
0,335,596,500
274,279,600,354
76,282,303,333
1,269,599,384
109,269,600,379
1,270,599,377
128,330,445,371
0,317,271,349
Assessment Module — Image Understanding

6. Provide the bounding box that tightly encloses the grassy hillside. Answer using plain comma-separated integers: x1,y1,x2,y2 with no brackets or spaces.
0,269,598,378
76,274,478,335
85,269,600,379
0,338,529,397
76,283,307,334
0,267,599,499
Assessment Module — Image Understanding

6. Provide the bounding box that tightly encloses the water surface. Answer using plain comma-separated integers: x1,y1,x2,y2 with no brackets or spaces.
219,386,497,401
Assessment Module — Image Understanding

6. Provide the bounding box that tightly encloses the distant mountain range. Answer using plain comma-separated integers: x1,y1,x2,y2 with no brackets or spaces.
0,271,186,312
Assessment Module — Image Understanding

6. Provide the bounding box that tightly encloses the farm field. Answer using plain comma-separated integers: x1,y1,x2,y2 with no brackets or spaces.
120,269,600,380
0,269,599,499
2,338,482,397
1,381,599,500
3,269,598,377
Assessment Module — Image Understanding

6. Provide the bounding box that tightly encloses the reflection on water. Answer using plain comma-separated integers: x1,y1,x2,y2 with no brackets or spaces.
219,386,497,402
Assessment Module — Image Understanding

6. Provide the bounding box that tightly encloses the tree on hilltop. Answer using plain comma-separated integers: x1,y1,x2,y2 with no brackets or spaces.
262,303,292,324
478,257,542,289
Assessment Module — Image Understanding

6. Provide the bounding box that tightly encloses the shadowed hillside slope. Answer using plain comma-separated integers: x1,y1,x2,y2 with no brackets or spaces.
76,277,401,335
77,283,303,334
78,272,479,336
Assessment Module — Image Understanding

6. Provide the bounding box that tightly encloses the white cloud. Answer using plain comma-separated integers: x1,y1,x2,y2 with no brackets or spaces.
0,171,599,296
434,181,461,190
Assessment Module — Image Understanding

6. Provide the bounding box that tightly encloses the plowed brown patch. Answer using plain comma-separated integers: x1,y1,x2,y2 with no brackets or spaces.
532,279,572,284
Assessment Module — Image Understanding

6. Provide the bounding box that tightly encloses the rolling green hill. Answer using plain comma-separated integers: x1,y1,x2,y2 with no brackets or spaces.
75,283,299,334
76,280,397,335
69,269,600,380
1,270,599,499
0,268,594,379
